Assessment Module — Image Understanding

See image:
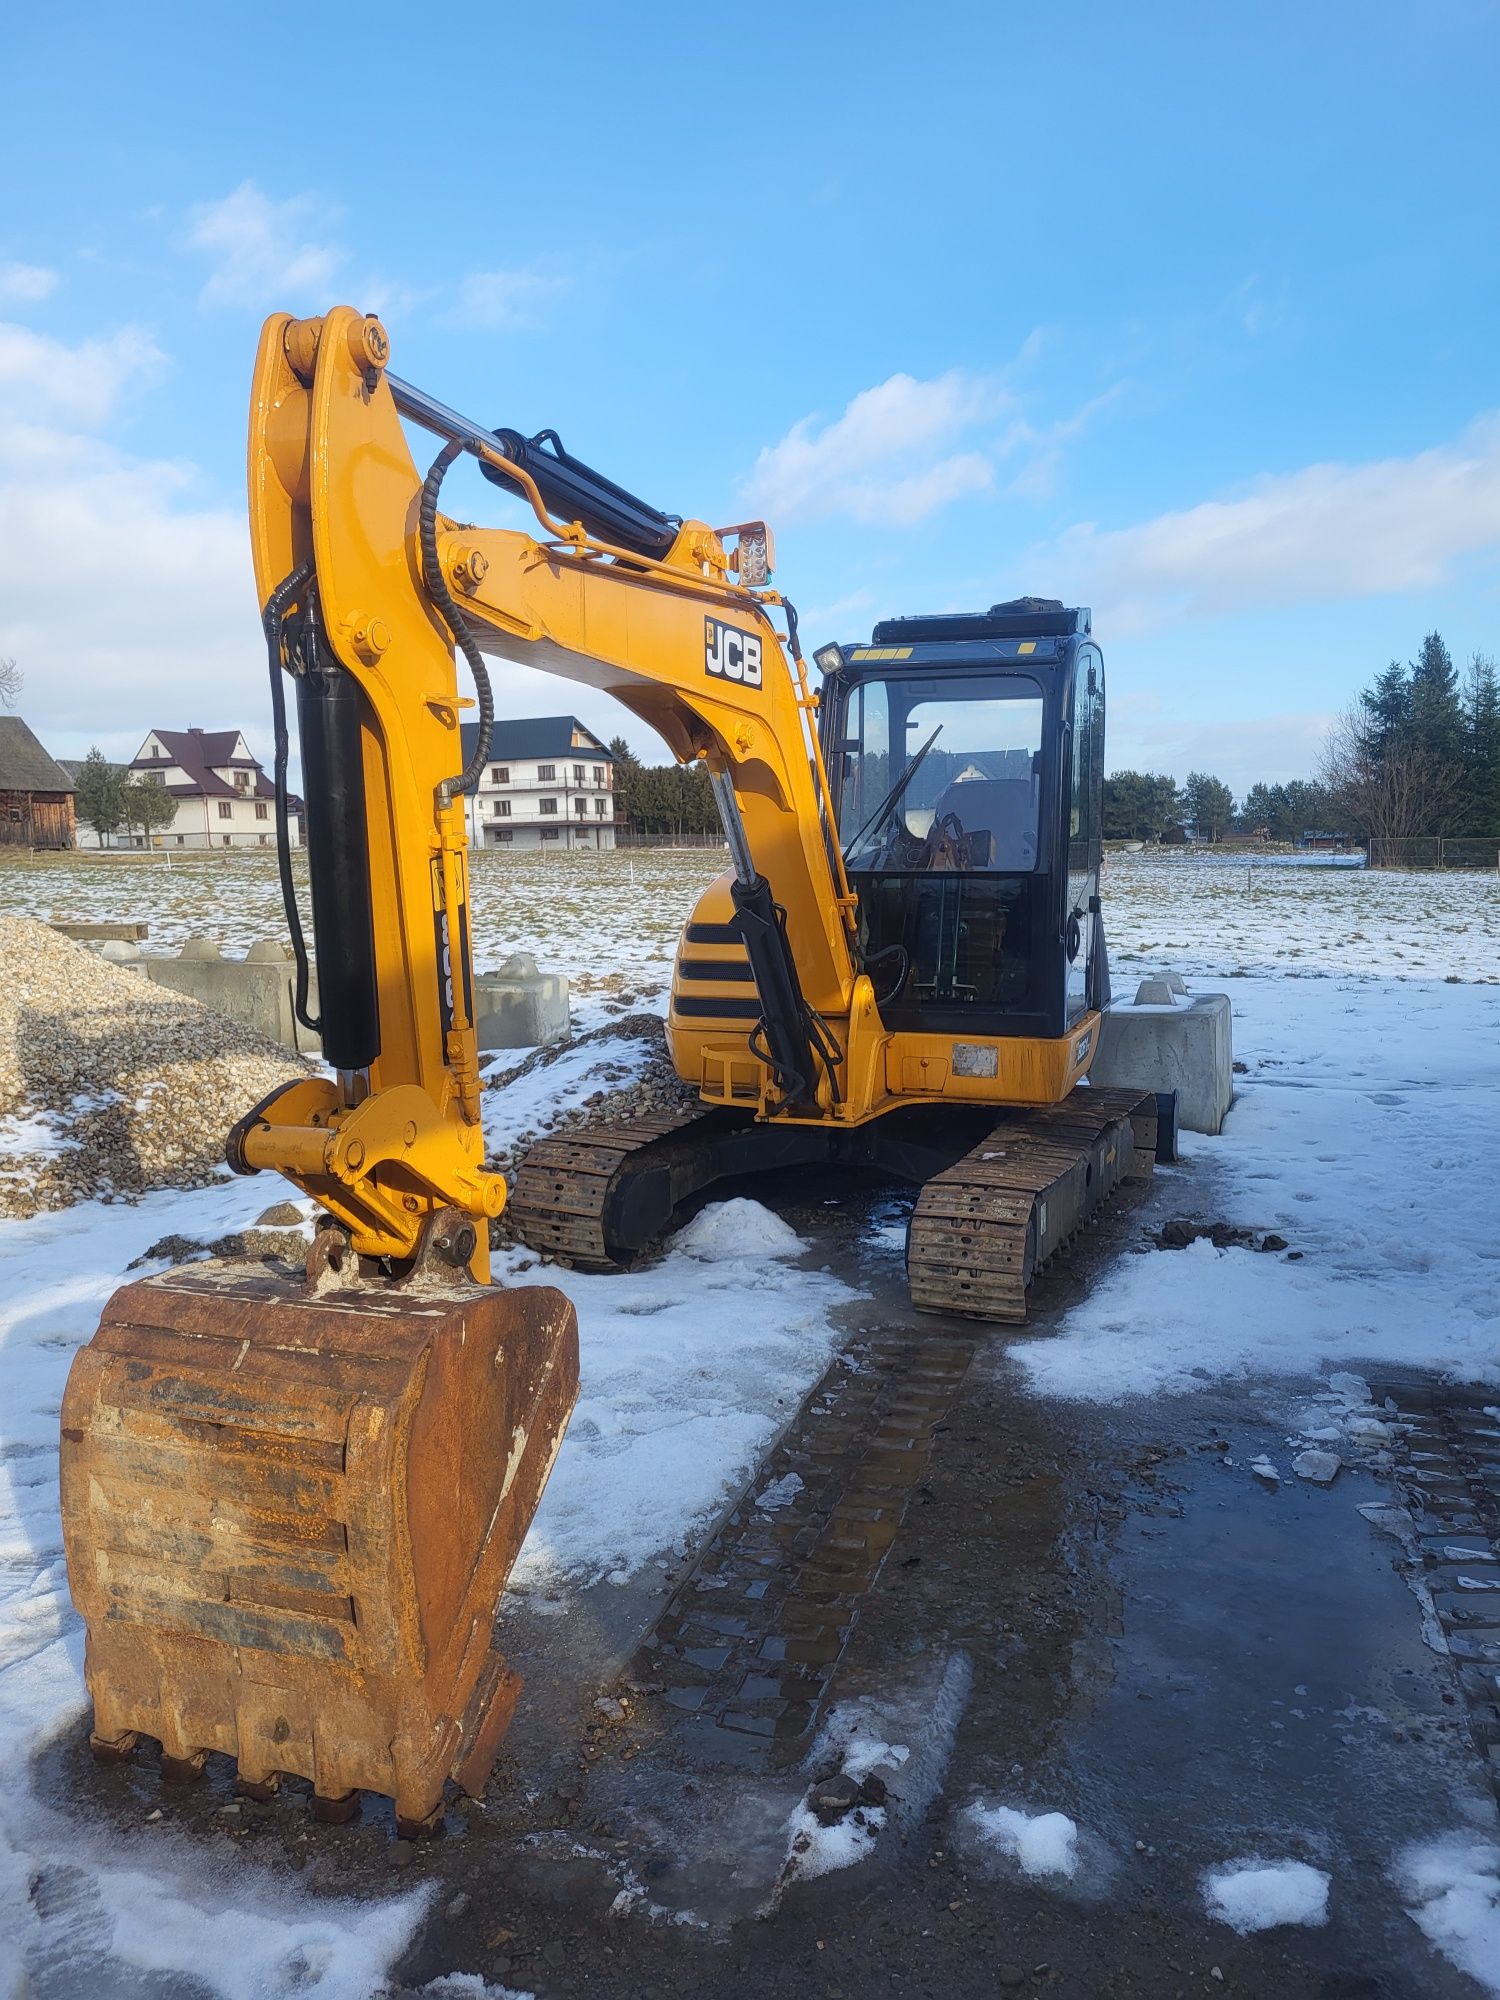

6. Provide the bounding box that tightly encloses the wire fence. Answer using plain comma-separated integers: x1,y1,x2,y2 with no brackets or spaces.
1364,837,1500,871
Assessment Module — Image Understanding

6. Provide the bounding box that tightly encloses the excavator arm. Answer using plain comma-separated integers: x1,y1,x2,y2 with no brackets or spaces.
239,306,864,1273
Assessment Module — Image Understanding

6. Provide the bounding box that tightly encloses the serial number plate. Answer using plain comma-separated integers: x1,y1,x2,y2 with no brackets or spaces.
952,1042,999,1078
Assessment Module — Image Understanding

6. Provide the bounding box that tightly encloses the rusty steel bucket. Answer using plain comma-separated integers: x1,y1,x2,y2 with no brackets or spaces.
60,1259,578,1833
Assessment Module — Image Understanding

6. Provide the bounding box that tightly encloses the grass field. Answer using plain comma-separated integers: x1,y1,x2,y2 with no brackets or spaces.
6,845,1497,994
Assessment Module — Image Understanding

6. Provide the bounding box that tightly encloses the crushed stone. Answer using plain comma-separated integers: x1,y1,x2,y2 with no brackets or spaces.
0,914,307,1218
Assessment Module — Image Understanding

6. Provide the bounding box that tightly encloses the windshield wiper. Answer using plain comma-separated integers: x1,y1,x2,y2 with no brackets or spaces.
842,724,943,862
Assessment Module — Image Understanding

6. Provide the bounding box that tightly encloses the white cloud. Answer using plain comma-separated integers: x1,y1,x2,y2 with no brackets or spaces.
744,371,1011,528
0,321,163,429
0,422,255,749
1032,414,1500,633
451,266,569,332
186,183,345,309
0,263,59,304
0,321,255,756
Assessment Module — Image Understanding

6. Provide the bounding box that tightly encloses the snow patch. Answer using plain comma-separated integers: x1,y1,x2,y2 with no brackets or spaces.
1393,1833,1500,1997
499,1218,853,1590
1201,1857,1331,1933
755,1471,805,1512
673,1197,805,1262
964,1803,1080,1880
1013,977,1500,1402
419,1977,535,2000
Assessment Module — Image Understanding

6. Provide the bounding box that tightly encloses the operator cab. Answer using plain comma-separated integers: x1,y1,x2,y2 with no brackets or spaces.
820,599,1105,1041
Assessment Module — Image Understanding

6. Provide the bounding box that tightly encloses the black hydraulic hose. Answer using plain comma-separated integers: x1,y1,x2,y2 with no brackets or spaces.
782,597,803,662
419,440,493,801
261,561,320,1033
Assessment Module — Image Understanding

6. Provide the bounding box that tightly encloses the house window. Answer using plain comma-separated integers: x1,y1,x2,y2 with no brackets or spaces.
572,764,585,785
217,801,233,819
574,796,588,817
592,765,604,784
540,827,559,841
258,834,269,846
146,770,164,785
255,802,268,820
490,766,509,784
221,834,231,847
494,828,513,843
537,764,556,782
493,799,511,817
175,835,185,847
539,797,558,815
595,797,607,816
234,770,250,791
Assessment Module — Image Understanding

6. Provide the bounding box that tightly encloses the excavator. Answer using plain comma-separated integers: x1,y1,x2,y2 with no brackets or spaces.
60,307,1160,1834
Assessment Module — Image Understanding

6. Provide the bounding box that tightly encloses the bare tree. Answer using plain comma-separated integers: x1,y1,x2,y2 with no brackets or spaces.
0,658,21,709
1318,706,1466,866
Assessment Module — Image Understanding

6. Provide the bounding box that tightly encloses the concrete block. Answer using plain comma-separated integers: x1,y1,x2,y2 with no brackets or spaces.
474,953,569,1049
1090,986,1233,1135
143,948,321,1055
99,939,145,973
180,936,226,961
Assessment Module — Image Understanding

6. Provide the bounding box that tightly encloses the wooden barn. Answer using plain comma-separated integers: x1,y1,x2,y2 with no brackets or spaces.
0,717,76,848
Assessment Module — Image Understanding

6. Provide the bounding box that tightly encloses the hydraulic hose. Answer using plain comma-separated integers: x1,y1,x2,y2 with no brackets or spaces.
419,441,493,804
261,561,319,1033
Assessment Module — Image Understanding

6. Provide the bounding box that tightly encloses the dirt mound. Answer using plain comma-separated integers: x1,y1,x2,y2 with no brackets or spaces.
0,915,308,1218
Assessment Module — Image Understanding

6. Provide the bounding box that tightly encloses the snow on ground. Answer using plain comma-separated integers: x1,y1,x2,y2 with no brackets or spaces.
4,844,1499,1985
1013,972,1500,1401
1105,850,1500,985
499,1207,853,1595
962,1803,1081,1881
1200,1857,1332,1933
9,847,1499,1016
0,1178,436,1999
1393,1834,1500,1998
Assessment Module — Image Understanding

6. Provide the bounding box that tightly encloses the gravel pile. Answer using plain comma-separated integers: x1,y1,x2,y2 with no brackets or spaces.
0,915,309,1218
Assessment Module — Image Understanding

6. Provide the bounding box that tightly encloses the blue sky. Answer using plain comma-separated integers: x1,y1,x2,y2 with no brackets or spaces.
3,1,1497,794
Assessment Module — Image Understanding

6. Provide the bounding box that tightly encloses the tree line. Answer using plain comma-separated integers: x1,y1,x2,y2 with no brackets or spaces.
1104,633,1498,850
73,747,180,845
607,738,720,837
1318,633,1499,853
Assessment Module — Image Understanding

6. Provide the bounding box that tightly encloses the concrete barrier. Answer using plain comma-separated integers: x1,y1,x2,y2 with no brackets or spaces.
1090,975,1233,1135
137,935,566,1056
474,954,569,1049
142,937,321,1055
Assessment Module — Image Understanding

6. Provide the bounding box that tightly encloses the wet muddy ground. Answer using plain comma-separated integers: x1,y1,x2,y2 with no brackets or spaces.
33,1151,1499,1999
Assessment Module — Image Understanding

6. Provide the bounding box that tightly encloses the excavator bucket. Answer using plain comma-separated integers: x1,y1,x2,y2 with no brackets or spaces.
60,1259,578,1833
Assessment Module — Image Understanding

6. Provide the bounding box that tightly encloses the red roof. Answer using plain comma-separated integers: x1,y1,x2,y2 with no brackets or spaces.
133,727,274,800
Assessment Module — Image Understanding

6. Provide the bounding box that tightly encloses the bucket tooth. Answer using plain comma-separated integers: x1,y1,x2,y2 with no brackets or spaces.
60,1258,579,1830
312,1791,359,1825
88,1729,137,1766
236,1773,281,1801
160,1750,209,1784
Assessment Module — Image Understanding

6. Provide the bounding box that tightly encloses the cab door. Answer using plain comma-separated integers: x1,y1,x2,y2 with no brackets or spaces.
1065,648,1104,1022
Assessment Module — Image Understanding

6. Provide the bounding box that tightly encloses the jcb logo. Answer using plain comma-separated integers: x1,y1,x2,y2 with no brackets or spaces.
705,617,762,688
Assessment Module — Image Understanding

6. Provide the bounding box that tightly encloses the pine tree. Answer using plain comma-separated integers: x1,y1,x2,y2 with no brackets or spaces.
74,747,126,846
1360,661,1411,758
1182,772,1235,842
1463,652,1500,837
1409,631,1465,773
121,776,178,846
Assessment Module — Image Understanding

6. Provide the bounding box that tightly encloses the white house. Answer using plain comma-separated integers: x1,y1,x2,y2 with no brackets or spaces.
112,727,300,850
460,717,617,851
